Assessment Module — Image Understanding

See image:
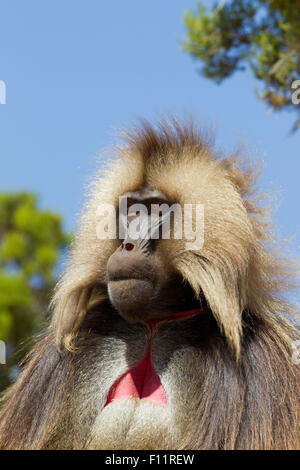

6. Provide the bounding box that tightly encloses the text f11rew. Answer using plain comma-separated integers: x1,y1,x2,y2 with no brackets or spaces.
105,454,195,466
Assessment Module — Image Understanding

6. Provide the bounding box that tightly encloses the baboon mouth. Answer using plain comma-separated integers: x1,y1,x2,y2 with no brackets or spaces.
107,273,154,283
108,275,149,283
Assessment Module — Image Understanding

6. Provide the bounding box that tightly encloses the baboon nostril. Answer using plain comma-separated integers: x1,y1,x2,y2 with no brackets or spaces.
125,242,134,251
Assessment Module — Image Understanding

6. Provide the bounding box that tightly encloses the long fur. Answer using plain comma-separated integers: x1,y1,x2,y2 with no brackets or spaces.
0,118,299,449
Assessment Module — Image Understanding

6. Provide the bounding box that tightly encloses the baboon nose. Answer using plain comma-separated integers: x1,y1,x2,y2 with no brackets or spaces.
107,242,154,283
124,242,134,251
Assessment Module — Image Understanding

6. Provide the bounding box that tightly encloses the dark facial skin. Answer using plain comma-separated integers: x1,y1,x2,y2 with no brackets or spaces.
106,188,198,322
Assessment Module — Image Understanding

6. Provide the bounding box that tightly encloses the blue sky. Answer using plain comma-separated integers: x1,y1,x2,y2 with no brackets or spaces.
0,1,299,266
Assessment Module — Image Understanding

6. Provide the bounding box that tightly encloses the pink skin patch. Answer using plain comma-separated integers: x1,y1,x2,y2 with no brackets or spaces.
105,308,202,407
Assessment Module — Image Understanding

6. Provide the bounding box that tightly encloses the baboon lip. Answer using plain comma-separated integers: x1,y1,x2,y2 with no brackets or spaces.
108,275,150,283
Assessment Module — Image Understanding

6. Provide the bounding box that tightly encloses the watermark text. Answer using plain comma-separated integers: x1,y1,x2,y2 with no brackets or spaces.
96,198,205,251
0,340,6,364
0,80,6,104
291,79,300,105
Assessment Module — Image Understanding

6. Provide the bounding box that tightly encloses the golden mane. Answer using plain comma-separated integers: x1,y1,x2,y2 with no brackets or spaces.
51,118,299,359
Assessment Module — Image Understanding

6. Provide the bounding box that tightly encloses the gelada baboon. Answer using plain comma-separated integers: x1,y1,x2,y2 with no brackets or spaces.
0,119,299,450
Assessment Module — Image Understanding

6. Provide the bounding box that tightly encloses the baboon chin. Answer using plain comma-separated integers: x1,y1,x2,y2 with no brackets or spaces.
0,118,299,450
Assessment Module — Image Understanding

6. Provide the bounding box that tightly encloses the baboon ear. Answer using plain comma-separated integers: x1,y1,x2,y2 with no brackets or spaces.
51,283,107,352
176,256,244,360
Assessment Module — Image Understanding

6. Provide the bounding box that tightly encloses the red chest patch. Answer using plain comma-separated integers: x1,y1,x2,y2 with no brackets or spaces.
105,308,202,407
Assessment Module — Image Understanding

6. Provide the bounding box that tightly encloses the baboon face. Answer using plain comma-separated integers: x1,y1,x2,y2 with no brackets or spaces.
106,186,190,322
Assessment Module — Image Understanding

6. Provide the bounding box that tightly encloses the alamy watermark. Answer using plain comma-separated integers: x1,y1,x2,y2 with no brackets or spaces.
0,340,6,365
96,197,204,251
0,80,6,104
291,80,300,105
291,340,300,365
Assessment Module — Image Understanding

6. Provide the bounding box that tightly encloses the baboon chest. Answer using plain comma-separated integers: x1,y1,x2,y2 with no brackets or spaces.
86,312,203,449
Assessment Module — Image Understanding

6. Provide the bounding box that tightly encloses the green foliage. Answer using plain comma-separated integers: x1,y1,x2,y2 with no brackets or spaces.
183,0,300,130
0,192,71,391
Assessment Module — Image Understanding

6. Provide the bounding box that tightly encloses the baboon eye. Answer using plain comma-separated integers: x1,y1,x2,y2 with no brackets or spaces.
127,207,140,221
